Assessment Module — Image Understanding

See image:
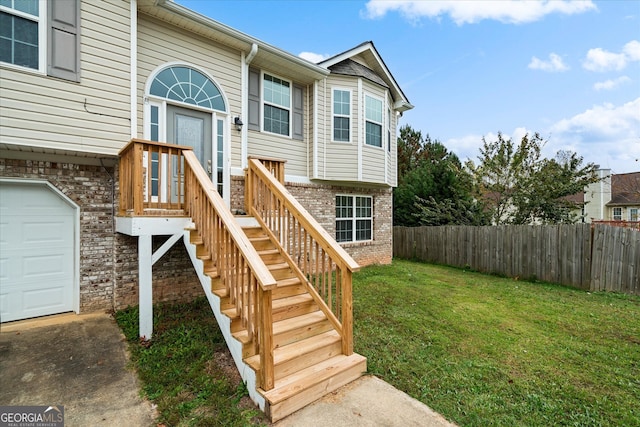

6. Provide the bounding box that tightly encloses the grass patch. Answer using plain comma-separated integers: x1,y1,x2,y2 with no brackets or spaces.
354,259,640,426
114,297,268,426
116,261,639,426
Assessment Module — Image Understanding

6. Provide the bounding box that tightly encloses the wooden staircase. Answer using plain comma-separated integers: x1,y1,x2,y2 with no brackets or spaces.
119,141,365,422
189,220,366,421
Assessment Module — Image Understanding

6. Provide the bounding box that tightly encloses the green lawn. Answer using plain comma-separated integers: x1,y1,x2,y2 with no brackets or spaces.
354,259,640,426
116,259,640,426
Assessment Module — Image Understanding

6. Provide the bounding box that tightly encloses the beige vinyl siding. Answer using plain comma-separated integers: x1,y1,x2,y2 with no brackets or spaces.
248,129,308,177
136,15,242,166
322,77,359,181
311,78,326,179
361,82,387,184
248,76,308,177
0,0,131,155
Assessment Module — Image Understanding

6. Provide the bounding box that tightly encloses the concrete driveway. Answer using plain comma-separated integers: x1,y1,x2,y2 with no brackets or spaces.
0,313,156,427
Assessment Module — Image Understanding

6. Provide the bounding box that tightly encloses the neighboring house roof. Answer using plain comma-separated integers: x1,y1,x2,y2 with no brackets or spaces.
564,192,584,204
607,172,640,206
319,41,413,112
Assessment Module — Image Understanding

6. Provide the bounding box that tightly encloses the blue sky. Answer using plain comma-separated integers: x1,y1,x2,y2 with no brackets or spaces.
177,0,640,174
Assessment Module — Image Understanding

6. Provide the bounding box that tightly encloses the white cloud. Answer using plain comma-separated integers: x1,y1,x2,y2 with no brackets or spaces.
298,52,330,63
548,98,640,173
363,0,596,25
593,76,631,91
583,40,640,72
528,53,569,72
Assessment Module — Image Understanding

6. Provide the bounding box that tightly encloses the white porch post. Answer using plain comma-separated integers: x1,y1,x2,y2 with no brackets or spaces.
139,234,153,339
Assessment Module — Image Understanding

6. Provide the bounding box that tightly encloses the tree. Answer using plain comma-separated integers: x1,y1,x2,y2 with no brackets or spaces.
466,132,600,225
394,125,487,226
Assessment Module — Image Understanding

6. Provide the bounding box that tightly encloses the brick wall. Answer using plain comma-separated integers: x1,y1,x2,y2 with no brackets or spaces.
0,157,202,315
113,234,202,310
230,175,393,266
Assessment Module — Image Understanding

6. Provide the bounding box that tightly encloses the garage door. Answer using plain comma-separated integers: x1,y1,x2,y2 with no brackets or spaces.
0,181,76,322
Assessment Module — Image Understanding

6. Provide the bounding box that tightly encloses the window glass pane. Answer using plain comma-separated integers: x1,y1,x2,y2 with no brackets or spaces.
264,104,289,136
336,220,353,243
366,122,382,147
11,0,38,16
0,12,11,38
356,219,372,241
150,66,226,112
0,11,38,69
334,117,349,142
365,95,382,122
263,74,290,108
150,106,159,141
334,90,350,115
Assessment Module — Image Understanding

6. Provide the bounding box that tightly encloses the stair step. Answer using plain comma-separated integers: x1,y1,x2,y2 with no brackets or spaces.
262,353,367,422
233,310,330,350
267,262,290,271
246,330,342,380
272,311,333,349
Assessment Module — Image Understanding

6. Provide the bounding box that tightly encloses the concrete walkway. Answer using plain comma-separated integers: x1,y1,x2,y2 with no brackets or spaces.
0,313,156,427
0,313,456,427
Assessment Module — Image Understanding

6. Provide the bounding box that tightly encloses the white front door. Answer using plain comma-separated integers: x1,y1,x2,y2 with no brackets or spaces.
0,182,76,322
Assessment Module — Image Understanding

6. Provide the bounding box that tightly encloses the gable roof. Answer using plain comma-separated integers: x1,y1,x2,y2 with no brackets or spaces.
607,172,640,206
319,42,413,112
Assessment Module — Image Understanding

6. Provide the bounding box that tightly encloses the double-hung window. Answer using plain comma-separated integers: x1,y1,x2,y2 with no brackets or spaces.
263,73,291,136
333,89,350,142
0,0,42,70
336,195,373,243
0,0,80,81
629,208,638,222
613,207,622,221
365,95,383,147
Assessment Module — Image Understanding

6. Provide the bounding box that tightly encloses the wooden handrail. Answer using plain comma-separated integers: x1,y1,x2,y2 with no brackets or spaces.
183,150,277,390
246,158,360,355
118,140,277,390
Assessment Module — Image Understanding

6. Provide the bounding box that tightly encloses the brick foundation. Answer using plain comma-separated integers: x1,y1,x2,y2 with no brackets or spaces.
0,157,203,315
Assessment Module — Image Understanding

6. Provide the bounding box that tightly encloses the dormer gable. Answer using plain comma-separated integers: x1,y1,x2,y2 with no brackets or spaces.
319,42,413,113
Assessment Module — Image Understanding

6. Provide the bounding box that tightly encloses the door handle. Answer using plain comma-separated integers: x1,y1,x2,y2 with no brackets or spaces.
207,159,212,174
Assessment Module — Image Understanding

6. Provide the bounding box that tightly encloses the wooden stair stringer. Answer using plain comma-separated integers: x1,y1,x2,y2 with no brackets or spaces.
181,227,267,412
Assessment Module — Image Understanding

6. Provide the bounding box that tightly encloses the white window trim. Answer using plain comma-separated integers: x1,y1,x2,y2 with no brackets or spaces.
629,208,638,221
331,87,352,143
364,93,384,149
336,194,373,243
261,71,292,138
0,0,47,75
613,207,622,221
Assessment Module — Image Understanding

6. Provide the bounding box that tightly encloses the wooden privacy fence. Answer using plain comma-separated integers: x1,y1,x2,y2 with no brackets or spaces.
394,224,639,295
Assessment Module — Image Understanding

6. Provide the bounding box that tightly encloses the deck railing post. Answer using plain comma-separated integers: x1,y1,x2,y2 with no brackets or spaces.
259,286,274,391
132,142,144,216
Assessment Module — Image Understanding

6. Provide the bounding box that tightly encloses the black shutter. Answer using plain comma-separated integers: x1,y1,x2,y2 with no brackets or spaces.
248,68,260,131
48,0,80,82
292,84,303,140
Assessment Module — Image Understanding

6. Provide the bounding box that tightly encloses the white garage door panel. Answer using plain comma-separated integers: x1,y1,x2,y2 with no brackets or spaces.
0,182,76,323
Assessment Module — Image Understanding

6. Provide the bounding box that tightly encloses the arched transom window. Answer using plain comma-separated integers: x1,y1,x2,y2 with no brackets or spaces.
150,66,226,111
